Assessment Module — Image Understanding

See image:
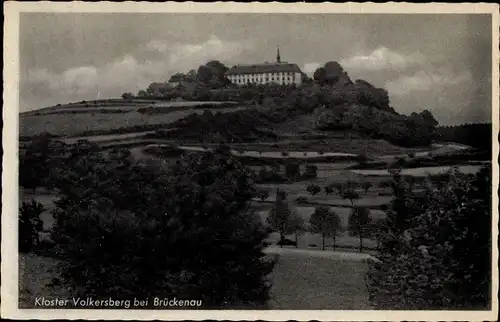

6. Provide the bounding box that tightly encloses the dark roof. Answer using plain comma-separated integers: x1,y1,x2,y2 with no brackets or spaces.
225,63,302,75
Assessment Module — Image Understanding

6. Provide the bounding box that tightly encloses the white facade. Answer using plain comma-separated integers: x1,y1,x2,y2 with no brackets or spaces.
227,72,302,86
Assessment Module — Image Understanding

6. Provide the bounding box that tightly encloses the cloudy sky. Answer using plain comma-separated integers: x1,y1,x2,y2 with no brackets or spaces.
20,13,492,125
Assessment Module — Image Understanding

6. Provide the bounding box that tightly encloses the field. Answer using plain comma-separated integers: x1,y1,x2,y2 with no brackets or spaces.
20,100,245,137
19,251,372,309
268,252,371,309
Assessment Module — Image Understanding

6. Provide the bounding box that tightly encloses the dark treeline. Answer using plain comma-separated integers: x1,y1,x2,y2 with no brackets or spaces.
436,123,492,151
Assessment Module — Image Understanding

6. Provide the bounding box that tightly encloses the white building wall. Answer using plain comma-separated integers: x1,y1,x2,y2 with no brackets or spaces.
227,70,302,86
294,72,302,85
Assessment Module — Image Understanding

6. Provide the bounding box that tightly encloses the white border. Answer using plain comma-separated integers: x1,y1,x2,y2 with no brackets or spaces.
2,2,499,321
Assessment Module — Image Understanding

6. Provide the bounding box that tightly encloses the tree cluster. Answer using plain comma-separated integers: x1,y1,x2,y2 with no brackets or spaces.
365,166,491,309
26,142,277,308
437,123,491,151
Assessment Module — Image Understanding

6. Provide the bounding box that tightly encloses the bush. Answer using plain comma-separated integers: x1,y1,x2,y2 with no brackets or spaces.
19,199,45,253
50,147,275,308
285,162,301,181
295,196,309,204
306,184,321,196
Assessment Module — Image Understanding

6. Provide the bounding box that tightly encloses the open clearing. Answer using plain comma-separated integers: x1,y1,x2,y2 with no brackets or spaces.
19,250,371,309
268,253,371,309
20,105,245,137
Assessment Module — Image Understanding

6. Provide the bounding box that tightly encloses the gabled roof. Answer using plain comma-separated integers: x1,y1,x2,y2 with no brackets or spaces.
225,63,302,75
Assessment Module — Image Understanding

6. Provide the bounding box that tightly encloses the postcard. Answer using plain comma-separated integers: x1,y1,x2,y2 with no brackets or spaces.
2,2,499,321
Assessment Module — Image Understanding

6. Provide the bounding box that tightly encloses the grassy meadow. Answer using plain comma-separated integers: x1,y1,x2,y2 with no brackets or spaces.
20,100,245,137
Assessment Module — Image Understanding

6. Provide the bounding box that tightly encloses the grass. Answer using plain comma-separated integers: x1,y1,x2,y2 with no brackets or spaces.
268,253,371,309
19,253,68,308
19,251,372,310
20,106,246,137
232,138,433,156
255,180,393,208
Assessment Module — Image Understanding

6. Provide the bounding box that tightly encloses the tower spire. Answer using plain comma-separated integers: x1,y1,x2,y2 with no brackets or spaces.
276,46,281,63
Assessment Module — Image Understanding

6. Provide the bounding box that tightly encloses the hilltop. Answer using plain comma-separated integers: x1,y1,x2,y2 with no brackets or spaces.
20,60,441,152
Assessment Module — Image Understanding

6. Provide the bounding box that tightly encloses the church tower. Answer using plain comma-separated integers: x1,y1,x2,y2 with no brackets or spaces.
276,47,281,64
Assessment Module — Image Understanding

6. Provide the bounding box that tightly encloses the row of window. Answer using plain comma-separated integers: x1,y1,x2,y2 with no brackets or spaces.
229,75,296,81
229,72,296,79
231,78,296,84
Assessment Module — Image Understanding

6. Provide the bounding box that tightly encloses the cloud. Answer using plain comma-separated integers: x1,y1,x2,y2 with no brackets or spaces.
340,47,425,71
303,62,320,75
147,35,252,68
386,70,472,96
145,40,169,53
23,35,251,106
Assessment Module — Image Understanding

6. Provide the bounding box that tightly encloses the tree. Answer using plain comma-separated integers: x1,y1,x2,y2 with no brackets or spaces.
378,180,392,190
324,185,334,195
196,61,229,88
365,166,491,309
313,67,327,84
50,146,275,308
288,211,305,248
306,184,321,196
348,207,372,252
137,90,147,97
303,164,318,179
19,134,55,193
258,190,269,203
333,182,344,195
285,162,301,181
342,188,360,207
309,206,342,251
267,197,293,248
19,199,45,253
361,181,373,194
276,188,288,201
121,92,134,99
368,217,385,249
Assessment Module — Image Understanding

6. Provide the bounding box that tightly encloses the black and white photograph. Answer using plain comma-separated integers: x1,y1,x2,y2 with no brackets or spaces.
2,2,499,321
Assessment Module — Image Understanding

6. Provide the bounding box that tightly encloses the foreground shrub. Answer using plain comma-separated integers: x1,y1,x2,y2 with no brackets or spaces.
365,166,491,309
19,199,45,253
50,146,275,308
